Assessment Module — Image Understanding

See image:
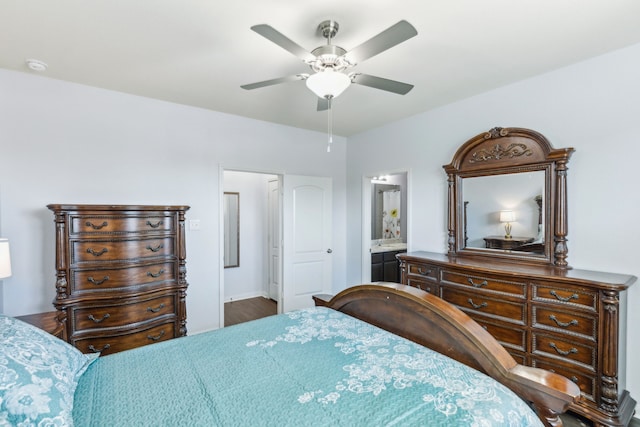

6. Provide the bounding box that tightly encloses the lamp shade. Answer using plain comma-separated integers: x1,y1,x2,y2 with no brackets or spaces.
306,70,351,99
0,238,11,279
499,210,515,223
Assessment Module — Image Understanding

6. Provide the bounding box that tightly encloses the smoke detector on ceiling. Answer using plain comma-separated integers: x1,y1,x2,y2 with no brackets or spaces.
26,59,48,72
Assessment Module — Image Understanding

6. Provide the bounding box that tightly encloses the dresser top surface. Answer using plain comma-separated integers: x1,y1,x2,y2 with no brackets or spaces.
47,204,190,212
399,251,637,290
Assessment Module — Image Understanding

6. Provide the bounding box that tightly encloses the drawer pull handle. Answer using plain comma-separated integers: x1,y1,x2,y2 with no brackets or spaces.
146,220,162,228
146,244,164,253
88,313,110,323
85,221,108,230
467,278,488,288
147,303,166,313
147,269,166,278
467,298,487,309
549,342,578,356
87,248,108,257
549,315,578,328
417,267,431,276
88,344,110,353
88,276,110,285
549,290,579,302
147,330,166,341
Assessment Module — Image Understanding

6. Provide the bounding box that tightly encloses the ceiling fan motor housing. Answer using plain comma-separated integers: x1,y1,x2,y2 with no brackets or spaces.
310,45,349,72
309,20,353,72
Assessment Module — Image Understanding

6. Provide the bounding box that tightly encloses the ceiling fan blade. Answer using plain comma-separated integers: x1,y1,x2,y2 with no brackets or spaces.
351,73,414,95
251,24,316,63
343,20,417,65
317,97,329,111
241,74,307,90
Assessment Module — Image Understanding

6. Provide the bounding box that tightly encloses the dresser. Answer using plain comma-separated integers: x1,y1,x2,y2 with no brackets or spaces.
47,204,189,356
398,251,636,426
483,235,534,250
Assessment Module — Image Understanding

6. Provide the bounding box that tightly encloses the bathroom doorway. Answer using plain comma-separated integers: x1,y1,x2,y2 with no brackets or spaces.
361,171,410,283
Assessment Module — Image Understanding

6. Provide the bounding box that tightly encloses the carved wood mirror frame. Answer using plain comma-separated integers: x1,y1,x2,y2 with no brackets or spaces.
443,127,574,268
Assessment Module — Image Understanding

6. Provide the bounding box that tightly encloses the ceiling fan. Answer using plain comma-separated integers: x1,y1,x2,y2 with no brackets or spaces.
241,20,418,111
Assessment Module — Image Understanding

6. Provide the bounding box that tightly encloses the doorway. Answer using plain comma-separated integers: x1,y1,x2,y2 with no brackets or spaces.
221,171,334,326
223,170,280,325
361,171,410,283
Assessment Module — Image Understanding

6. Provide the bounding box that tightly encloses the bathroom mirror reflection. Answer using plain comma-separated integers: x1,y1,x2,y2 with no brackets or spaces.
370,173,407,244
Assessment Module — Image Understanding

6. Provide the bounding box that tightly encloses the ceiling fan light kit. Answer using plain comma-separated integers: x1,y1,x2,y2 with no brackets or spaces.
305,70,351,99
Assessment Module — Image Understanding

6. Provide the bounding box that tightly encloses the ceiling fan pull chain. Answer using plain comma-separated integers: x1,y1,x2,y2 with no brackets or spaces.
327,96,333,152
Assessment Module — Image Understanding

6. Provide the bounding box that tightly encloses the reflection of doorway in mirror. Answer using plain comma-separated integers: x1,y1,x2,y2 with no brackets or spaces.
463,171,544,249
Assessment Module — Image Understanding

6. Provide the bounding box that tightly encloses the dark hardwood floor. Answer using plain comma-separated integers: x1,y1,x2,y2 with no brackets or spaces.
224,296,277,327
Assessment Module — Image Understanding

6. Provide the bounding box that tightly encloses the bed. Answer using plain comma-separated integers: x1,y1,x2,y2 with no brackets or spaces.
1,283,579,426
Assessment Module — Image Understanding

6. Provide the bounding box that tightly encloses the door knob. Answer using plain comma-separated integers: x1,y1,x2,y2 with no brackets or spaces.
327,249,333,253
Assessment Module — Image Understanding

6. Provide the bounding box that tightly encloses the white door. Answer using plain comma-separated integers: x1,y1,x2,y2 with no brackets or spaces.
267,179,281,301
282,175,332,312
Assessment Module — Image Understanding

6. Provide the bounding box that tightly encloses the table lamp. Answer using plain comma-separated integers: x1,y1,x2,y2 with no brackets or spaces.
499,210,515,239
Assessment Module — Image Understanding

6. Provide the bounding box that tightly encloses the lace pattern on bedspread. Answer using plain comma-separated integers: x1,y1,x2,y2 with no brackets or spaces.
246,308,541,426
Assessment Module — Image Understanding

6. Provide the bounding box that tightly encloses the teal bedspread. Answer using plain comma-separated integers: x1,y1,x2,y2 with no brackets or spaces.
73,307,542,426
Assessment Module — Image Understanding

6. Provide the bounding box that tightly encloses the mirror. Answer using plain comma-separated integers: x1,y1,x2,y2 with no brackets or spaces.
370,173,407,243
223,192,239,268
462,171,545,253
444,127,574,268
371,183,401,240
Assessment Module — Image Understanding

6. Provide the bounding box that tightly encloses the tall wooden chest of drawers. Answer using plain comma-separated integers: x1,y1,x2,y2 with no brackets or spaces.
47,204,189,356
398,251,636,427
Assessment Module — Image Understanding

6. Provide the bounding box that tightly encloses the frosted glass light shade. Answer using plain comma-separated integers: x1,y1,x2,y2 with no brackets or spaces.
0,238,11,279
499,210,515,223
306,70,351,99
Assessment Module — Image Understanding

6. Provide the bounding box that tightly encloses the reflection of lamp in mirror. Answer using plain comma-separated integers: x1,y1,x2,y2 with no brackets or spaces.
499,210,515,239
0,238,12,279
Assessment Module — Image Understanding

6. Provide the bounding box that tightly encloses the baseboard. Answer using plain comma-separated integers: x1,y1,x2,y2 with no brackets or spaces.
225,292,269,303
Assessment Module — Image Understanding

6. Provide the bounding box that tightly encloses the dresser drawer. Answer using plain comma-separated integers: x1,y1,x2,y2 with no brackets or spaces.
74,322,176,356
441,270,526,297
71,262,176,293
532,332,596,370
473,318,526,352
532,306,597,340
405,262,438,281
532,358,595,401
441,288,525,324
71,237,175,263
406,277,437,294
72,294,176,331
70,215,174,235
532,282,597,311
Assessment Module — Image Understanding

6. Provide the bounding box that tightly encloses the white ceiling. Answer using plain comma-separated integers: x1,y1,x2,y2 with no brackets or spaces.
2,1,640,136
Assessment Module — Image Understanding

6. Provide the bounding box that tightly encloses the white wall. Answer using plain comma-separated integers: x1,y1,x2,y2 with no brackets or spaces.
346,42,640,404
0,69,347,334
223,170,275,301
